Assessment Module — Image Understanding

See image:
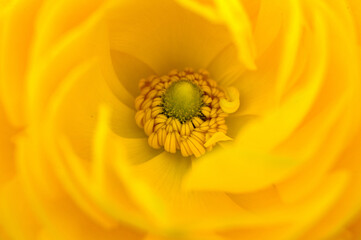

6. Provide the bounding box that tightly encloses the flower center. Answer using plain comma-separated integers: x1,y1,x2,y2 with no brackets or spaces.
135,68,239,157
162,80,203,123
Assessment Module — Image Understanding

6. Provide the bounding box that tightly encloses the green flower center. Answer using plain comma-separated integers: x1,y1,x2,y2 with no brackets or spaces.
162,80,203,123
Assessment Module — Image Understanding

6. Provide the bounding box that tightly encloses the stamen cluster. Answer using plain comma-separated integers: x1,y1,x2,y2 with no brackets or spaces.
135,68,228,157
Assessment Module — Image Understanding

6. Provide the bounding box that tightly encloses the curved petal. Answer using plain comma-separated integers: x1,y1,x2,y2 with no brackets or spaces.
131,152,297,233
107,0,231,75
176,0,256,69
184,1,329,193
26,0,113,121
110,50,156,99
275,0,361,203
0,0,42,126
218,171,349,240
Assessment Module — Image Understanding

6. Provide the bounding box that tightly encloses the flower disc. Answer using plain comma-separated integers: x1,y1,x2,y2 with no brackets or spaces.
162,80,203,123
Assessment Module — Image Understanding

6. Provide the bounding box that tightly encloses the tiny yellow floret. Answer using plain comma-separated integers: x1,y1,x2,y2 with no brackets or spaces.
162,80,203,123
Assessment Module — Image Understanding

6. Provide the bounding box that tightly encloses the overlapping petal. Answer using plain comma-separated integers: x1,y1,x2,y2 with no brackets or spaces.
0,0,360,239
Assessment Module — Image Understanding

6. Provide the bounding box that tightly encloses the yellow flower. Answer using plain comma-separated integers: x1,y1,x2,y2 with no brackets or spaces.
1,0,361,239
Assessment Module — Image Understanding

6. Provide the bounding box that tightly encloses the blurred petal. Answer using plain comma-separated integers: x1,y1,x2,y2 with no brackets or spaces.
176,0,256,69
108,0,231,75
0,0,42,126
184,0,329,193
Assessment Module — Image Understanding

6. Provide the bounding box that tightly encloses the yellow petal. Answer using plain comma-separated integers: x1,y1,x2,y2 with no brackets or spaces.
219,87,240,114
213,0,256,70
253,0,283,59
0,0,43,126
185,13,328,192
275,0,361,203
176,0,256,70
0,102,16,187
218,171,349,240
108,0,231,74
275,0,303,100
132,152,296,233
204,132,232,148
110,50,155,99
0,178,40,240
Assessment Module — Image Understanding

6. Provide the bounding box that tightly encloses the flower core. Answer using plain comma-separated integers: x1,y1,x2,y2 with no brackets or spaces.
135,68,237,157
162,80,203,123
